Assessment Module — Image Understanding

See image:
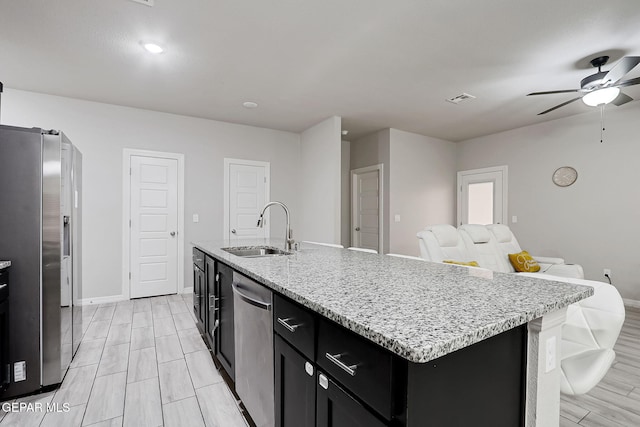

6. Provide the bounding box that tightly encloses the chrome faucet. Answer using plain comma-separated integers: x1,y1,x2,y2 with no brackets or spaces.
256,201,295,251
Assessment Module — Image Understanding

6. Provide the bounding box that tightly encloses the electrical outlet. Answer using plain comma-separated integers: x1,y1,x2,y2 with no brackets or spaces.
193,214,199,223
604,268,611,276
545,336,556,373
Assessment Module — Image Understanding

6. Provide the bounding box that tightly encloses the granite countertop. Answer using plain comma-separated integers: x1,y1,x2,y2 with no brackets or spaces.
193,239,593,363
0,261,10,270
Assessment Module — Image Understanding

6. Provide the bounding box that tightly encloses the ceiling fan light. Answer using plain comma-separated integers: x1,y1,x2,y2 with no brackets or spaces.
582,87,620,107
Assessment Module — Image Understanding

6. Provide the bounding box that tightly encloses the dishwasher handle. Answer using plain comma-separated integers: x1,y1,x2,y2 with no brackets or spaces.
232,282,272,311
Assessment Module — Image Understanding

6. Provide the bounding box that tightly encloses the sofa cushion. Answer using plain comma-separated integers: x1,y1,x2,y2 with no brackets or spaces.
429,224,460,247
460,224,491,243
443,260,480,267
508,250,541,272
488,224,514,243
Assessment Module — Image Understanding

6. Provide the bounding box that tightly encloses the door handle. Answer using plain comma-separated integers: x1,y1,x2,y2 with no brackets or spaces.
170,231,176,236
355,227,360,231
232,282,271,311
231,229,237,234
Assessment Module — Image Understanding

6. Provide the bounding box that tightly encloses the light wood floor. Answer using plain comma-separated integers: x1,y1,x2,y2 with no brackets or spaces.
0,294,248,427
560,306,640,427
1,299,638,426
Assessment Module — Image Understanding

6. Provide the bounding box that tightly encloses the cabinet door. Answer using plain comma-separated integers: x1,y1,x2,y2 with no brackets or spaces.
275,335,315,427
193,267,205,334
316,371,387,427
216,262,235,381
205,256,218,350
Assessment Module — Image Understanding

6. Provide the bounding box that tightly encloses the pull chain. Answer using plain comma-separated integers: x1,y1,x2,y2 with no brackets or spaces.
600,105,605,143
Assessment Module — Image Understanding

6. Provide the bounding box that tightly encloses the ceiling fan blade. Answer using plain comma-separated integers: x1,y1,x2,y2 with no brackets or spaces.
612,92,634,106
537,97,582,115
603,56,640,85
615,76,640,88
527,89,581,96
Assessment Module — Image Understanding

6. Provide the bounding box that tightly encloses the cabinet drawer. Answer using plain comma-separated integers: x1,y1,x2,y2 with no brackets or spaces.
274,295,315,360
192,248,205,271
317,319,398,421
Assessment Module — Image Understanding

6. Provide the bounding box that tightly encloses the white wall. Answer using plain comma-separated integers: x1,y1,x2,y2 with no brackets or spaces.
299,116,342,244
2,88,301,301
388,129,457,256
457,103,640,301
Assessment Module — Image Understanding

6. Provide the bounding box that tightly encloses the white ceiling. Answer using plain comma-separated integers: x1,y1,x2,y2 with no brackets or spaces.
1,0,639,142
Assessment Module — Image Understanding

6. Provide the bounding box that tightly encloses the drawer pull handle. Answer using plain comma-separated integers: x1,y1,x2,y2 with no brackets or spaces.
325,353,357,377
277,317,301,332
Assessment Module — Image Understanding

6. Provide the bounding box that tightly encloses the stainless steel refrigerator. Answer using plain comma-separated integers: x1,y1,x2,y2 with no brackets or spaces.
0,124,82,399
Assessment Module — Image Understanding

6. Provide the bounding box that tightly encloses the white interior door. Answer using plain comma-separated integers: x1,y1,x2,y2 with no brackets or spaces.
351,165,382,252
458,166,507,226
130,155,178,298
226,160,269,241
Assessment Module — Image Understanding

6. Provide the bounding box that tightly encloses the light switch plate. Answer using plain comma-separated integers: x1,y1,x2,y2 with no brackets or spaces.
193,214,199,223
512,215,518,223
394,214,401,222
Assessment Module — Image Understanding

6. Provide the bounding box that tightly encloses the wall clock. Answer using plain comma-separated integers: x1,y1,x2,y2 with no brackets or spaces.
552,166,578,187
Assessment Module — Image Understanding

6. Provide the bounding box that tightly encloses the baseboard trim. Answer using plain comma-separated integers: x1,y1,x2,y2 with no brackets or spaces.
623,298,640,309
78,295,128,306
181,287,193,294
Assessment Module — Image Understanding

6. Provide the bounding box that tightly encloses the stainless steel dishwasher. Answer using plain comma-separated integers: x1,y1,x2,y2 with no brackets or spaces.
232,272,274,427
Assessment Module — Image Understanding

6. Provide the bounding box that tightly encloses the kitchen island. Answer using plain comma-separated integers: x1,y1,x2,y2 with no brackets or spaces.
193,240,592,427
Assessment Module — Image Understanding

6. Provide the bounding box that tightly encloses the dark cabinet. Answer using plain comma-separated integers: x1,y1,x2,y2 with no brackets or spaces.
0,268,9,392
216,262,235,381
192,249,206,334
316,371,386,427
205,256,218,351
274,295,391,427
275,335,316,427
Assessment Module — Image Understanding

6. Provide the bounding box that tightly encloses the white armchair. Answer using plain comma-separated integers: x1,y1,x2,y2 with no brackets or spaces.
520,274,625,395
487,224,584,279
417,224,474,263
417,224,626,395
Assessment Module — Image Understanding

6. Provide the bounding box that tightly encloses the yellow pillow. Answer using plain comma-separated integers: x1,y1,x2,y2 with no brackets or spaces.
443,260,480,267
508,251,540,272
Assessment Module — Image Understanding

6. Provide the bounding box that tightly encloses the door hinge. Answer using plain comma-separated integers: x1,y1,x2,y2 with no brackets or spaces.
264,177,267,183
129,219,131,227
130,168,132,175
129,272,131,280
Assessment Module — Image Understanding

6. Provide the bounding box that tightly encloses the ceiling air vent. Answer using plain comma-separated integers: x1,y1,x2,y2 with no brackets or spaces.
446,93,476,104
130,0,154,6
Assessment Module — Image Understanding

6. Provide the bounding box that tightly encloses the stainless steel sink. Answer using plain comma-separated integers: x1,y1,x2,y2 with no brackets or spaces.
222,246,292,258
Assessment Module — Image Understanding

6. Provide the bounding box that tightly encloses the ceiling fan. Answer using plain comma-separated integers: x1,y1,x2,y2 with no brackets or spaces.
527,55,640,115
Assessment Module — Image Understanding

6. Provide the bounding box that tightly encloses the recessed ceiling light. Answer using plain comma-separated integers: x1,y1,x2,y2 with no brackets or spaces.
141,41,165,54
242,101,259,109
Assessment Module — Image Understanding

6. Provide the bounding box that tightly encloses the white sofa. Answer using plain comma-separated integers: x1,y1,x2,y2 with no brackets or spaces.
416,224,625,395
417,223,584,279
